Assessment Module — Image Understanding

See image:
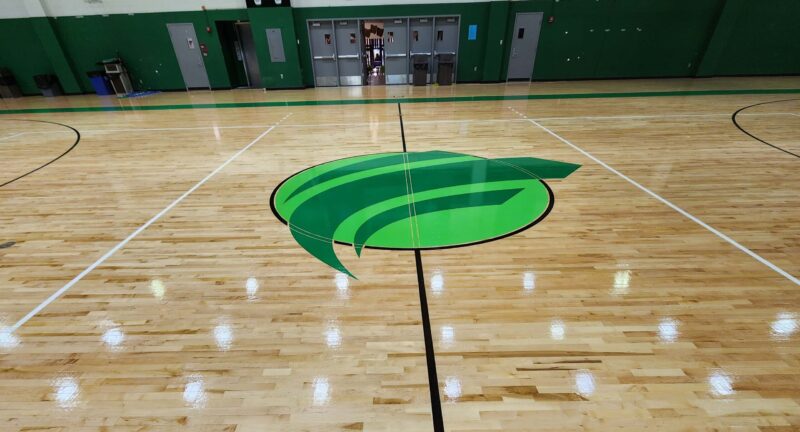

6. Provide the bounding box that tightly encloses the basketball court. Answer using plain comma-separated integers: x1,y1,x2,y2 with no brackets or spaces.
1,77,800,430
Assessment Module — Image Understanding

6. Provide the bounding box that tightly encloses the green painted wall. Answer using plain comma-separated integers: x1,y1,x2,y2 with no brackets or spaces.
51,9,248,92
698,0,800,76
0,18,53,94
247,8,304,88
1,1,798,95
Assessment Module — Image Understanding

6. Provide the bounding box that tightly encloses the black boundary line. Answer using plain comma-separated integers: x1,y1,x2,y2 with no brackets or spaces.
731,98,800,159
399,102,445,432
0,119,81,188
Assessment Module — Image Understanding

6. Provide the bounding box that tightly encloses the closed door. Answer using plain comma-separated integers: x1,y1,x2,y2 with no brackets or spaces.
166,23,210,89
507,12,543,80
433,17,459,81
235,23,262,88
334,20,362,86
309,21,338,87
409,18,434,83
384,19,408,84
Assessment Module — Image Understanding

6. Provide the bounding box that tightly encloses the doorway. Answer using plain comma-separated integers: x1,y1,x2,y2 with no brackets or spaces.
363,21,385,85
166,23,211,89
507,12,544,81
216,21,263,88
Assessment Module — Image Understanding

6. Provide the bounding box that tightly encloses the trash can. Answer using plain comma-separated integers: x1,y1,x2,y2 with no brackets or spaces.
34,74,63,97
412,54,429,87
436,53,455,86
0,68,23,98
86,71,113,95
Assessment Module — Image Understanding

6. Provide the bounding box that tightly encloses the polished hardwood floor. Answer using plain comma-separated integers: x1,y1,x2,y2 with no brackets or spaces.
1,78,799,431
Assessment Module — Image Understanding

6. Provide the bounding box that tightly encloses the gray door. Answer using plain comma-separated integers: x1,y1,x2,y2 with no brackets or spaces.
507,12,543,80
235,23,262,88
409,18,434,84
433,17,459,82
309,21,338,87
166,23,210,89
334,20,362,86
384,19,408,84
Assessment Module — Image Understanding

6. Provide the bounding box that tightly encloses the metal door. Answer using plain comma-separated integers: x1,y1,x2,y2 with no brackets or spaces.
166,23,210,89
384,18,408,84
433,17,459,82
235,22,262,88
334,20,362,86
409,18,434,84
309,20,338,87
507,12,543,80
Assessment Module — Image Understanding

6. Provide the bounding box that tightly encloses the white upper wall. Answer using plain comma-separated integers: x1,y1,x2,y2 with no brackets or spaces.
0,0,508,19
0,0,247,19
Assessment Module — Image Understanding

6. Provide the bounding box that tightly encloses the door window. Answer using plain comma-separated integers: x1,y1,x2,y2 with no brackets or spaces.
517,28,525,39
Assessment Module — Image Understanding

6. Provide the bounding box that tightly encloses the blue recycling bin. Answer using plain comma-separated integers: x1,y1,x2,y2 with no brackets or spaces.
86,71,113,95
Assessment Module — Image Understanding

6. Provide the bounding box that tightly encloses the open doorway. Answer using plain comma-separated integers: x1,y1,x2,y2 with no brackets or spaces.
216,21,262,88
362,21,384,85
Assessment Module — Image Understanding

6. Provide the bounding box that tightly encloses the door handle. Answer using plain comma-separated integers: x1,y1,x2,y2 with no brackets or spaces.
313,55,336,60
337,54,360,59
385,53,407,58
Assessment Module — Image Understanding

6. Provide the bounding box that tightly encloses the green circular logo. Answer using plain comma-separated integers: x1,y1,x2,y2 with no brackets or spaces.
271,151,579,277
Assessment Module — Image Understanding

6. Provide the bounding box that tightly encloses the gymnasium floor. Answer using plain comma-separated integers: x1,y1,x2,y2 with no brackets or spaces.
1,77,799,431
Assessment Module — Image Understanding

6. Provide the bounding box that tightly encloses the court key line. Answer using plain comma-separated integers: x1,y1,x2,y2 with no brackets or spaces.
508,106,800,286
8,113,293,332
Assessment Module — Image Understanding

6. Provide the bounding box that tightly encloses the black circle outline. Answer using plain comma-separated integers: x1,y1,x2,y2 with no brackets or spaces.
269,152,556,252
0,119,81,188
732,98,800,159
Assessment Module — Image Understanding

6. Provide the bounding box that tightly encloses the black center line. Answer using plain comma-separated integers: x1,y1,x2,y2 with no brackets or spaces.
732,98,800,159
398,102,445,432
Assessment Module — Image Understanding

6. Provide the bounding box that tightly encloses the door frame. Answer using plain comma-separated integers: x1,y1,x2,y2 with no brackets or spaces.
306,14,460,87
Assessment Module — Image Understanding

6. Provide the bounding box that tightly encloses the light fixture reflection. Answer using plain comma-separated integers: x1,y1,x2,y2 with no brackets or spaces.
611,270,631,296
708,370,734,397
523,271,536,293
325,323,342,349
214,320,234,351
334,272,350,299
312,377,331,406
550,319,565,341
0,326,19,350
212,126,221,141
440,325,454,348
443,376,462,401
150,279,166,301
771,312,797,339
431,270,444,296
658,318,679,343
52,376,80,409
575,370,595,397
245,277,259,301
102,327,125,350
183,375,207,408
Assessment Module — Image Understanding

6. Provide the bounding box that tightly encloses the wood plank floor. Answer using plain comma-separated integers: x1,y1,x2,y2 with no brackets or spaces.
1,78,799,431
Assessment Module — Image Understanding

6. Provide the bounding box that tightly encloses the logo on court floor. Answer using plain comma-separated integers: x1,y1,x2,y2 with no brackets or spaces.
270,151,580,277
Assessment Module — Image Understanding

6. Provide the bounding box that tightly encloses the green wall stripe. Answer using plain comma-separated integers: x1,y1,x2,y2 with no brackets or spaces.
2,87,799,115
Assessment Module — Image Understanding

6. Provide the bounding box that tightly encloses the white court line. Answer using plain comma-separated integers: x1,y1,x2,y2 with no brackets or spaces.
0,132,25,141
508,106,800,286
532,112,798,122
9,112,293,332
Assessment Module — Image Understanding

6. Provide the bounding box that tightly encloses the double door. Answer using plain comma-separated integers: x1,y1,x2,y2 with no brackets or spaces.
309,20,364,86
308,16,459,87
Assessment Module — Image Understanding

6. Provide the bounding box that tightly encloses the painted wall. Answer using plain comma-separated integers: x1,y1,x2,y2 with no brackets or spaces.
697,0,800,76
0,0,798,96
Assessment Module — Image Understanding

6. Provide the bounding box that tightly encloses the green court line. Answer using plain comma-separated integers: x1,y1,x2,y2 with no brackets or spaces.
2,88,799,115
